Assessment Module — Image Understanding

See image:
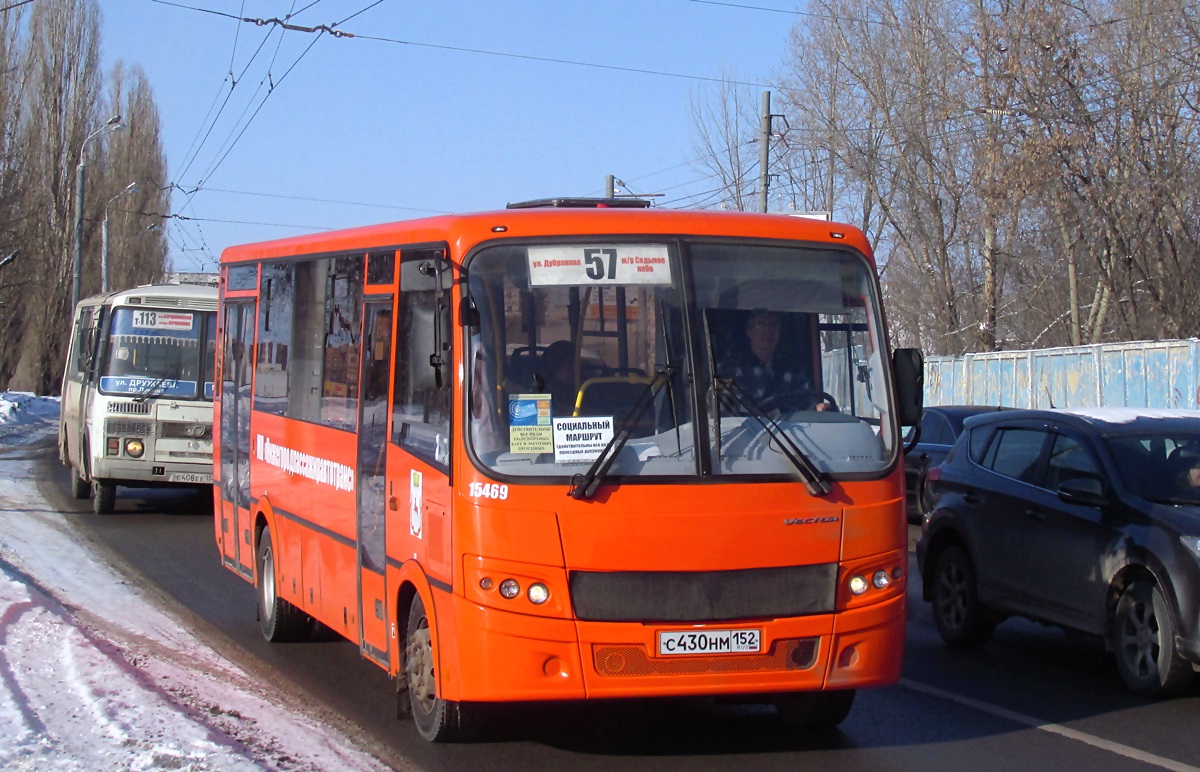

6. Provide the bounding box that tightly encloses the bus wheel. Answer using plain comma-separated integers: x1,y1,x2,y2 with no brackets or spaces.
774,690,855,729
405,594,472,742
93,481,116,514
256,527,307,642
71,466,90,500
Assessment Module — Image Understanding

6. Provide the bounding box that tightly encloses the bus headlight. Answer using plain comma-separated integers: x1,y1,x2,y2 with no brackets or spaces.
527,583,550,605
499,579,520,599
124,439,145,458
848,575,869,596
872,570,891,589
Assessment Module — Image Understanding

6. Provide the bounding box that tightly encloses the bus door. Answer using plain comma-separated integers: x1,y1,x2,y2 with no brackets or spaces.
63,303,101,469
356,299,393,664
219,300,255,576
387,248,454,588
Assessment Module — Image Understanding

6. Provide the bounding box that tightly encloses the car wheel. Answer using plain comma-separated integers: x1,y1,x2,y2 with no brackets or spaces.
92,480,116,514
1113,580,1195,698
931,543,996,647
256,527,308,642
405,594,472,742
71,465,90,500
774,689,855,729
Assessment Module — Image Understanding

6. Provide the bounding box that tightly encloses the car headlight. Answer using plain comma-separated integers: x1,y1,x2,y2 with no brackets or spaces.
1181,536,1200,561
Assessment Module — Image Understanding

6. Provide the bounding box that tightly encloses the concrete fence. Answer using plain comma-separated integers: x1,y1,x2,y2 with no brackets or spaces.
924,339,1200,410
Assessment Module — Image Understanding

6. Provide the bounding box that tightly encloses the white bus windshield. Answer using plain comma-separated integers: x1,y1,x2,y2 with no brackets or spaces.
99,307,216,400
466,239,896,481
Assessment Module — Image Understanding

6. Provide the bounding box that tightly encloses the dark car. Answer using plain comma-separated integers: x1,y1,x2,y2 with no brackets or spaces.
916,408,1200,697
904,405,1007,522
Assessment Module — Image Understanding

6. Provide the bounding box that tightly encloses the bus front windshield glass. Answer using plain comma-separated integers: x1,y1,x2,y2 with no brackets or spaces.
99,307,216,400
466,240,896,481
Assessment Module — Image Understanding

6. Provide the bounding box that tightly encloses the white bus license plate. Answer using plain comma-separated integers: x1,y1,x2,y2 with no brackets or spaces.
658,629,761,656
169,472,212,484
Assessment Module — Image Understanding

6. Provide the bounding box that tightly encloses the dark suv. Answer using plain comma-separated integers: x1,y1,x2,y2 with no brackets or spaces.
904,405,1007,522
917,408,1200,697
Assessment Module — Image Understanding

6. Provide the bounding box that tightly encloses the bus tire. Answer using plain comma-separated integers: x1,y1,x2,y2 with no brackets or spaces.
71,465,90,500
256,527,307,642
93,481,116,514
774,689,855,729
405,594,472,742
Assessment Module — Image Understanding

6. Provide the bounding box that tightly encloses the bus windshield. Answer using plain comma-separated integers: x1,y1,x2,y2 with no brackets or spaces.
466,239,896,481
99,307,216,400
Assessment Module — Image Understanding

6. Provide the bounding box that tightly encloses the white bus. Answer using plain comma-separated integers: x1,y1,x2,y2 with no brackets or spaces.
60,283,219,513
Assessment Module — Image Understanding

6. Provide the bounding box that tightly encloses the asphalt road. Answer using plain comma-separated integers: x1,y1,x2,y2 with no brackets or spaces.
37,453,1200,772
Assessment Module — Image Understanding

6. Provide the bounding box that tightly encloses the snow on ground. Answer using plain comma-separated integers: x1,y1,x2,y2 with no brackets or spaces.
0,392,393,771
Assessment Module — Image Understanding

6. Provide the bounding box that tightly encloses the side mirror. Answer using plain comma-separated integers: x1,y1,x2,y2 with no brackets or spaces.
1058,477,1108,507
892,347,924,427
902,423,922,455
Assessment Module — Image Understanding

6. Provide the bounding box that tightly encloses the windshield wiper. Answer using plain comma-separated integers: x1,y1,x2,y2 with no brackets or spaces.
712,376,832,497
569,366,675,500
133,375,173,403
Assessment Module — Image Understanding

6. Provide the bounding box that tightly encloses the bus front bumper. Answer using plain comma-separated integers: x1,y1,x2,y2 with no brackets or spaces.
91,457,213,486
435,590,905,703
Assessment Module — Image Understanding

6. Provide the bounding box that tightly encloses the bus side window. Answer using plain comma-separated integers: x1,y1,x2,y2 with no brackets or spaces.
67,307,93,381
393,248,452,470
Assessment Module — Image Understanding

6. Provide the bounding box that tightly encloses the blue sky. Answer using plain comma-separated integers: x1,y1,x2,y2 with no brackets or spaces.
101,1,796,272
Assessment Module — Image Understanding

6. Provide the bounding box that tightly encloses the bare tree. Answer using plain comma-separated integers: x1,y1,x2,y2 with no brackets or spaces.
688,72,762,211
5,0,103,394
98,60,169,293
692,0,1200,354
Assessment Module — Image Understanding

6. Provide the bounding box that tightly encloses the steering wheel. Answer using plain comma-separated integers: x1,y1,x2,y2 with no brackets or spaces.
773,388,839,413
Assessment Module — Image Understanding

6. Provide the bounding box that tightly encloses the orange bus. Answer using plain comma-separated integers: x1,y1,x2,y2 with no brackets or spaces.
214,198,923,741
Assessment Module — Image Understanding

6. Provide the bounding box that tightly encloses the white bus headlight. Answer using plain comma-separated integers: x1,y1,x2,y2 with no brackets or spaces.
527,583,550,605
124,439,145,458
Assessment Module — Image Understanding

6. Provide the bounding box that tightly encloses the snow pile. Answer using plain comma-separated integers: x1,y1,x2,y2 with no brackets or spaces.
0,390,59,447
0,392,388,771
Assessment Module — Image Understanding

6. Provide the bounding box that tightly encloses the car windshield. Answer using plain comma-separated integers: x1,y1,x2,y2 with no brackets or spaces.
99,307,216,400
1106,432,1200,504
465,238,897,482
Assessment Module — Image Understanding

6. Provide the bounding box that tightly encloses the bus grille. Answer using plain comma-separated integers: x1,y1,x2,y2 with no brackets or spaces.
593,638,819,677
105,418,152,436
569,564,838,623
108,401,151,415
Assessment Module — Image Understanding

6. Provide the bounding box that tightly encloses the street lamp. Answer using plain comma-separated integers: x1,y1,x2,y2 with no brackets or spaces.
102,182,139,293
72,114,125,311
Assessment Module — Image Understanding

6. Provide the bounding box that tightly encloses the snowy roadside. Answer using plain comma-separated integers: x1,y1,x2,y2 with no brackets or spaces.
0,392,396,771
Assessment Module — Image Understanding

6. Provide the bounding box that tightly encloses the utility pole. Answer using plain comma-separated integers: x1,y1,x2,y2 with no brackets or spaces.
606,175,615,198
758,91,772,213
73,115,124,311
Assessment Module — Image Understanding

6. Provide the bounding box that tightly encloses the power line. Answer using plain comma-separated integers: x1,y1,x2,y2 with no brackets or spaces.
201,186,450,214
155,2,771,88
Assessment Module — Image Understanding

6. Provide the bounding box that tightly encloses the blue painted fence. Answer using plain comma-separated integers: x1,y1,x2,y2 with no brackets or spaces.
924,339,1200,409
